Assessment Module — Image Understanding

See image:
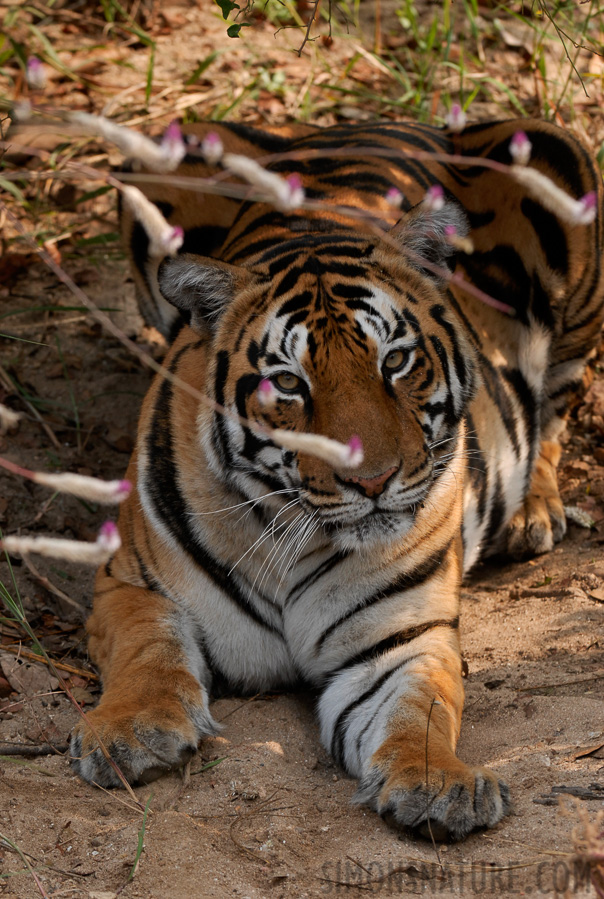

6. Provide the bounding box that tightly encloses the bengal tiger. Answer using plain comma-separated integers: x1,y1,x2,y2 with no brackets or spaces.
70,118,604,841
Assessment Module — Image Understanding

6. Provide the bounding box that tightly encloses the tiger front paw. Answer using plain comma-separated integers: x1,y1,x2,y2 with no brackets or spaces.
70,693,219,787
355,761,510,841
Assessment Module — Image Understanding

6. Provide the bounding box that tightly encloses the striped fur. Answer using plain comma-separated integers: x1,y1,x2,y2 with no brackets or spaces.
72,119,603,840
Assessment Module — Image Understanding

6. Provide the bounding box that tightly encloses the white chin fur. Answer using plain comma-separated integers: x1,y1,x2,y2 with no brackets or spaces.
331,511,415,552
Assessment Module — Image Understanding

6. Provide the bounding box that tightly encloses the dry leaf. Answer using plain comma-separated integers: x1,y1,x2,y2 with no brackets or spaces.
70,686,96,705
0,652,60,696
43,240,62,266
572,742,604,760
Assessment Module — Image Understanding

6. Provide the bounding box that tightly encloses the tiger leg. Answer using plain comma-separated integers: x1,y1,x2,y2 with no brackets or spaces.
318,631,510,841
70,574,217,787
505,438,565,559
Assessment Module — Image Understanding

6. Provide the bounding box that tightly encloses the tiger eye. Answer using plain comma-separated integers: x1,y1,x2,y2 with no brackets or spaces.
384,349,406,372
275,372,301,392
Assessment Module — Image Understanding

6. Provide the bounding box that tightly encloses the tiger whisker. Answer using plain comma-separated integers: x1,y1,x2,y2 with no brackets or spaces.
275,511,319,589
250,510,304,592
251,509,306,598
229,498,300,576
191,487,298,518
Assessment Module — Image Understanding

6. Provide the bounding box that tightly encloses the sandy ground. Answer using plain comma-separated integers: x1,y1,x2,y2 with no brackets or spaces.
1,1,603,896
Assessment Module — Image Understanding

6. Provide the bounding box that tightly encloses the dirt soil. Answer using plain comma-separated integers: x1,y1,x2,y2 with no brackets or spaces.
1,1,603,897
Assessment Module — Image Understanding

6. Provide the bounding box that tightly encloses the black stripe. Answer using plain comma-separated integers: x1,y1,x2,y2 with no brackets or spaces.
284,551,349,608
354,683,400,759
130,222,151,291
464,416,488,523
428,335,457,427
133,545,160,592
146,351,283,634
429,304,470,404
330,653,426,768
333,616,459,677
486,470,506,543
520,198,568,277
315,541,452,655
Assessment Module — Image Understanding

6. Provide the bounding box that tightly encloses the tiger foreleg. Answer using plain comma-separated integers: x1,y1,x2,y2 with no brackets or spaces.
70,577,217,787
319,640,510,840
505,439,565,559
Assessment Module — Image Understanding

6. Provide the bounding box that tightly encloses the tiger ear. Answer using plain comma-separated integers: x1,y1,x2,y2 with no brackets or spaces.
388,200,469,282
158,254,251,333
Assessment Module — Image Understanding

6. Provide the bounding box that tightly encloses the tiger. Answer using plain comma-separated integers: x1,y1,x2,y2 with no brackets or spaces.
70,118,604,841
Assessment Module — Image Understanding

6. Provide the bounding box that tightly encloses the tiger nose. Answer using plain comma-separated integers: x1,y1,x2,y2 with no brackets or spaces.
343,464,399,498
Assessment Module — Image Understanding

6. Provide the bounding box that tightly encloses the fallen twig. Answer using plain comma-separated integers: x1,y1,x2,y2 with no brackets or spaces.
516,673,604,692
0,741,68,757
0,643,99,681
20,553,87,615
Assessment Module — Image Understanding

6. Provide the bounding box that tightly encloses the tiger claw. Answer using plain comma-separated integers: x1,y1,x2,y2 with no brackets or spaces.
355,763,511,841
70,700,219,788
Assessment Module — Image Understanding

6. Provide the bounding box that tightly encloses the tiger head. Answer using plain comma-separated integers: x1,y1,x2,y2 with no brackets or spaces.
158,202,478,551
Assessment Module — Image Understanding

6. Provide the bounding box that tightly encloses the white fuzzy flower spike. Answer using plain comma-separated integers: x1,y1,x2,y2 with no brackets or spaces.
201,131,224,166
0,456,131,503
444,224,474,255
160,120,187,167
446,103,467,133
26,58,46,90
386,187,403,209
509,131,532,166
222,153,305,212
1,522,121,565
12,100,32,122
269,430,364,468
423,184,445,212
257,378,277,407
68,112,186,171
511,167,598,226
346,435,364,467
121,186,184,257
33,472,132,504
0,404,21,433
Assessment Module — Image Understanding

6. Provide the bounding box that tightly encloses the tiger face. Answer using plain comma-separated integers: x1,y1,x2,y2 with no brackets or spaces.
159,204,477,552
